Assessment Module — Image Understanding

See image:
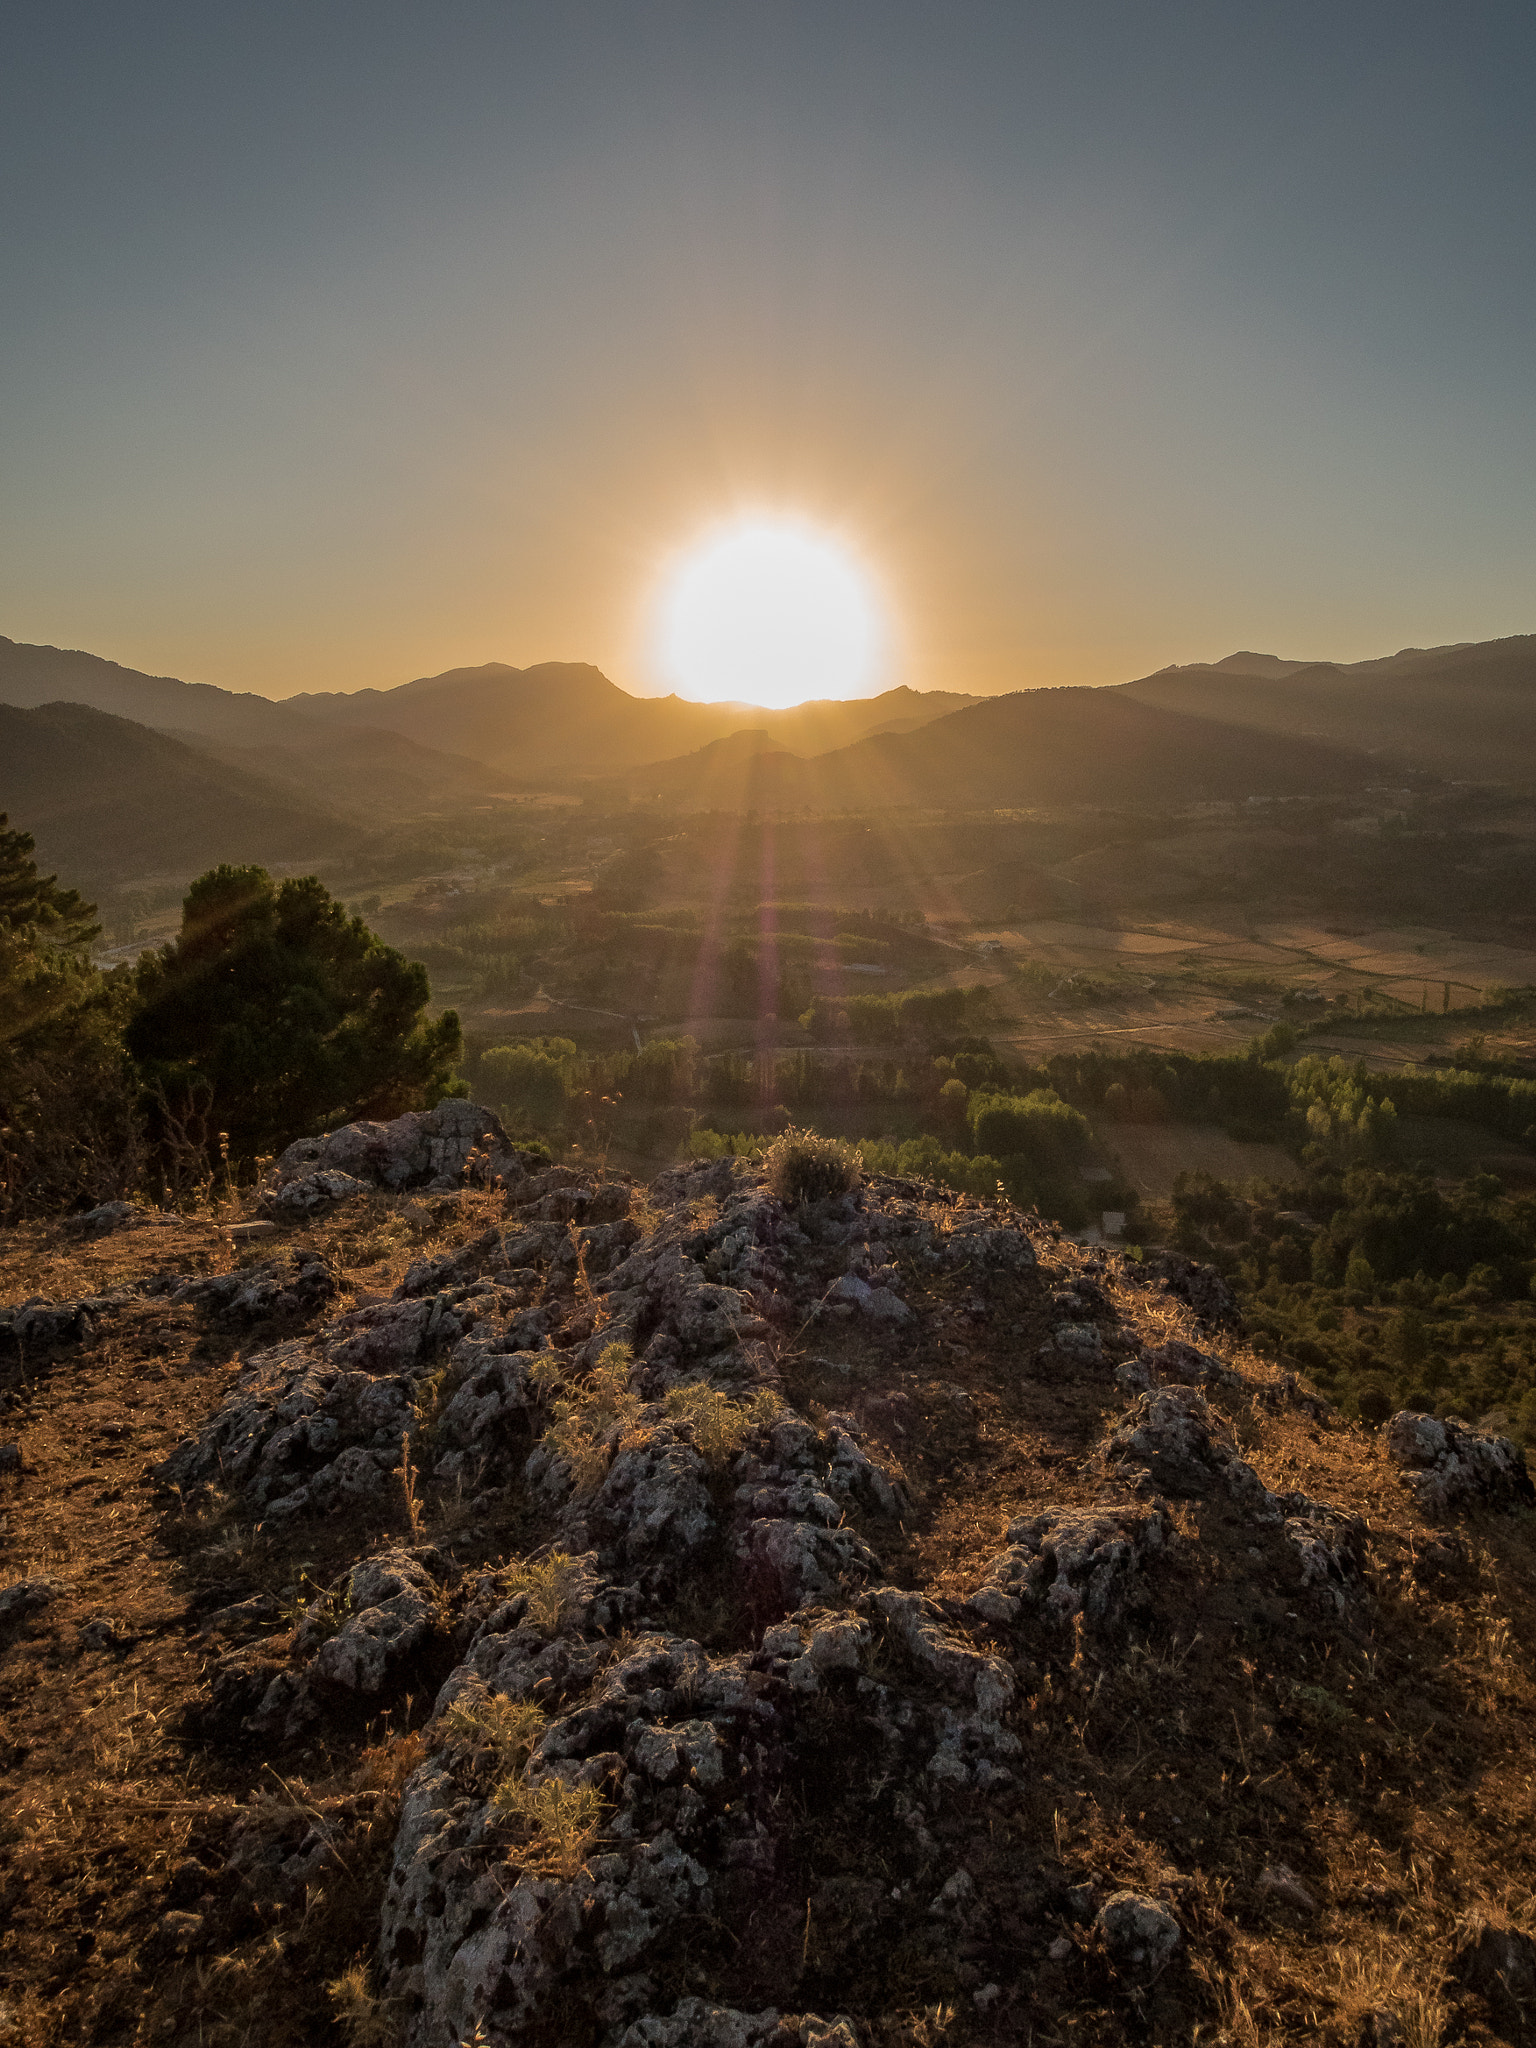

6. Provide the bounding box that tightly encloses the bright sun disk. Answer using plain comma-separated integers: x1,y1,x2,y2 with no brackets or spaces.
657,518,884,708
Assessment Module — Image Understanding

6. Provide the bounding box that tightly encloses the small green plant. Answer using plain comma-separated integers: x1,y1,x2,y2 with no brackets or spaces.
663,1382,780,1463
489,1774,607,1877
542,1341,641,1496
763,1125,861,1207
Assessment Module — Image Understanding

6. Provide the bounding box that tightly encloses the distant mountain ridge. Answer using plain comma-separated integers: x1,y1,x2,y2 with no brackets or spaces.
4,632,1535,892
0,638,981,781
1119,634,1536,779
619,687,1376,812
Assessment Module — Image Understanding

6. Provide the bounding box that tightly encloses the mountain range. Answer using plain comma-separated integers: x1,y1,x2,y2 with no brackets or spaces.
4,630,1535,896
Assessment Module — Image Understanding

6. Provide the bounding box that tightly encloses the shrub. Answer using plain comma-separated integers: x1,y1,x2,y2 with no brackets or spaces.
481,1041,569,1130
497,1552,589,1633
540,1342,641,1497
968,1089,1090,1173
489,1775,606,1877
441,1690,548,1767
763,1125,862,1207
663,1383,780,1462
1357,1383,1394,1426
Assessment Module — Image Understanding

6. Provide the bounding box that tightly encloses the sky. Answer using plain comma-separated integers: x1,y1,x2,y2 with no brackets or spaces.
2,2,1535,702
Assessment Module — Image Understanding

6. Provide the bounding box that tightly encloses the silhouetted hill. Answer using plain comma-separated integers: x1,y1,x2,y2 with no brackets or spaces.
0,636,311,743
0,702,348,895
186,726,509,814
291,663,980,775
1121,635,1536,778
622,688,1377,811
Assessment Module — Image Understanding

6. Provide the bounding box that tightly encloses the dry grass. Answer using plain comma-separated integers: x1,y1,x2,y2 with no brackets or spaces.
540,1340,641,1496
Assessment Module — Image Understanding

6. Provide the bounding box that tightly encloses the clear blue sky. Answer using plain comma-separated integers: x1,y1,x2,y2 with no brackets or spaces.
2,2,1533,697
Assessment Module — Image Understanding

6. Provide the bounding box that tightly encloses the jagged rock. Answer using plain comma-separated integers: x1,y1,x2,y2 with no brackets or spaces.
1050,1323,1104,1363
828,1273,912,1322
1105,1387,1237,1498
612,2002,843,2048
741,1517,880,1613
1384,1411,1535,1515
1453,1917,1536,2027
861,1589,1013,1722
258,1169,372,1217
967,1507,1167,1628
1096,1890,1180,1975
0,1294,129,1357
304,1550,440,1692
1145,1254,1242,1331
0,1577,72,1623
267,1099,530,1196
942,1216,1036,1270
68,1201,176,1238
170,1251,338,1323
0,1442,20,1474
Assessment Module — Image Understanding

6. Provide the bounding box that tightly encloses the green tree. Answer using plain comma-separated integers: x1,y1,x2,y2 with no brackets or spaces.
483,1042,570,1131
127,865,463,1162
0,816,141,1218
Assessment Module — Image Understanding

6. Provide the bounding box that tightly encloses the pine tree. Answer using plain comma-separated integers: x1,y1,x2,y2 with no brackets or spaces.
127,865,464,1162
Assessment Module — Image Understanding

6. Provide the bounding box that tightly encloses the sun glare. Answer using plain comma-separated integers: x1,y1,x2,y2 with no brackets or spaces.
656,518,885,708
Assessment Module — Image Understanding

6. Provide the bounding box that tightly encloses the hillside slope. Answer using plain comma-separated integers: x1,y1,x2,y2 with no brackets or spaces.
0,701,349,893
1122,635,1536,779
0,635,313,744
3,1114,1536,2043
626,687,1378,810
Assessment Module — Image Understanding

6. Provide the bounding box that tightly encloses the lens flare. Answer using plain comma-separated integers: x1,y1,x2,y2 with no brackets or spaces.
657,517,885,708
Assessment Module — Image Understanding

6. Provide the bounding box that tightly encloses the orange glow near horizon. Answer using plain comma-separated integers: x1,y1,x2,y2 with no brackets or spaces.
655,517,887,708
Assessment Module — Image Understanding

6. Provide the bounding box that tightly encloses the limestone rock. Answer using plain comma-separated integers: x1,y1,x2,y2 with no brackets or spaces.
1384,1411,1535,1515
267,1099,530,1196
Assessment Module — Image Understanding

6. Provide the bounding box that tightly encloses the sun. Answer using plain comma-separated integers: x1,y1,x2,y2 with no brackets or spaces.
656,517,886,708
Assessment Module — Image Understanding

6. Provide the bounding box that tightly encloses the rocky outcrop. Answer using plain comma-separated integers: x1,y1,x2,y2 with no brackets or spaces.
0,1293,131,1357
262,1098,534,1202
145,1125,1408,2042
1383,1410,1535,1515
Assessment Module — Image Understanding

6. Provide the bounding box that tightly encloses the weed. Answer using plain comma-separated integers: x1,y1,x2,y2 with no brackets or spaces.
498,1551,589,1632
542,1341,641,1497
489,1775,606,1877
398,1438,424,1541
326,1961,400,2047
764,1125,862,1208
442,1691,547,1768
355,1728,427,1796
662,1382,780,1463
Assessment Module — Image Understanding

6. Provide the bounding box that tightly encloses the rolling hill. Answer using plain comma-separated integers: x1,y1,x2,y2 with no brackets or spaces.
1119,635,1536,779
289,663,981,776
620,686,1380,812
1,637,980,781
0,636,311,744
0,702,349,898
